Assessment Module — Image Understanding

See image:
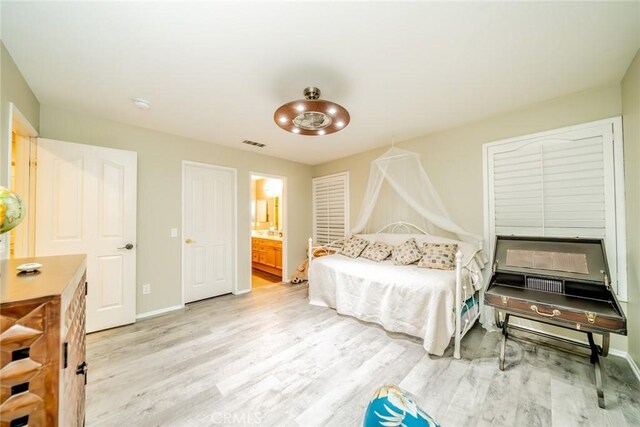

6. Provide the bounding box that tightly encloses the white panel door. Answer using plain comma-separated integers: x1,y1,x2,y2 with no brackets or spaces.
36,138,137,332
183,162,235,303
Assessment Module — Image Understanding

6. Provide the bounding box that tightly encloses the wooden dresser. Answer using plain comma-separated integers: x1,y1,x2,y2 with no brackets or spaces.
251,237,282,276
0,255,87,427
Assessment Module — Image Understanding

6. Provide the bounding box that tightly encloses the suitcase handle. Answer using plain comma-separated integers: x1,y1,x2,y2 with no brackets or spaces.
531,305,561,318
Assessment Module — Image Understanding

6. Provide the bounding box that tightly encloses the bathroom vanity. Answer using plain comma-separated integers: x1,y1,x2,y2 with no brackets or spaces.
251,236,282,277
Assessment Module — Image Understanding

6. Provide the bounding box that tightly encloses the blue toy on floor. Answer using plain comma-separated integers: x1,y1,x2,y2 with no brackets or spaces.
363,385,440,427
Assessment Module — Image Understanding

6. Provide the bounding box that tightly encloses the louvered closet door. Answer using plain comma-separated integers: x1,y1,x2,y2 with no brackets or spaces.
541,136,611,236
491,133,613,238
487,123,622,292
313,173,349,245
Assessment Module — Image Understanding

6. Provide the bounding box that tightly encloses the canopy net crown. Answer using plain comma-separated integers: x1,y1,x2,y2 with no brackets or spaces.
351,147,481,245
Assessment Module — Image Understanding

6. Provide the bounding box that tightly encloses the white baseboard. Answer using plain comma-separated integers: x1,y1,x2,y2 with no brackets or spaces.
136,304,184,320
610,349,640,383
234,289,251,295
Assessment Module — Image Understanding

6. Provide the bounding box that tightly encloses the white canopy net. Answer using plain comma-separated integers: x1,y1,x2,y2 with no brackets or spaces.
350,147,496,331
351,147,481,244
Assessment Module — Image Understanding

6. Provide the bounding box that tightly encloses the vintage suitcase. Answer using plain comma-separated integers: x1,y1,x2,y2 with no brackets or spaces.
484,235,627,408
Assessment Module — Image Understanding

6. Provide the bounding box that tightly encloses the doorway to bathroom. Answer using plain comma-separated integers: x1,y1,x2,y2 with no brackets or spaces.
250,173,286,288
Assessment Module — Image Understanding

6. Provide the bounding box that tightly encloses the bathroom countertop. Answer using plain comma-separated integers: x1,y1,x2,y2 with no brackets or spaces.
251,233,282,241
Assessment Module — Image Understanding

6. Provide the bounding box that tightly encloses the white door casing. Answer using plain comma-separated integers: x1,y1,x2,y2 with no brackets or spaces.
249,171,288,286
183,161,236,303
11,134,32,258
36,138,137,332
3,102,39,259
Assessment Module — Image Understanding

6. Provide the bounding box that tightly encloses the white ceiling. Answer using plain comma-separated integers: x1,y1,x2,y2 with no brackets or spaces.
2,1,639,165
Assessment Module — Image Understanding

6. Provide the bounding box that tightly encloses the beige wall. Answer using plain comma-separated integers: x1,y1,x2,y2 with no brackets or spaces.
314,84,622,235
0,42,40,186
313,83,632,352
40,105,313,315
622,49,640,366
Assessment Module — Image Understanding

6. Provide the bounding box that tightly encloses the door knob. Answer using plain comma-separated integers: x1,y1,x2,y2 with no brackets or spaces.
185,239,194,244
118,243,134,250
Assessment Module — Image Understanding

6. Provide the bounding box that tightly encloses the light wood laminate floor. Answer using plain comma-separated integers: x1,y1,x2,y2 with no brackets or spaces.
251,269,282,288
86,283,640,426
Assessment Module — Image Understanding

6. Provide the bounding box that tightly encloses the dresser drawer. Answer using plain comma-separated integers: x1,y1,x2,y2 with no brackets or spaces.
263,239,281,248
252,237,281,248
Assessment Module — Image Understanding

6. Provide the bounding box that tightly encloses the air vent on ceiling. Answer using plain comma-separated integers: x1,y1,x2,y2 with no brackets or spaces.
242,140,266,148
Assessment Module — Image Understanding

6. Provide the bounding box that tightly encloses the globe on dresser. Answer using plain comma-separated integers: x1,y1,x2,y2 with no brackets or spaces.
0,186,24,234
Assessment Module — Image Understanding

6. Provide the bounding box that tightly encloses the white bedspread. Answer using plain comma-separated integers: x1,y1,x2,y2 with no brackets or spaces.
308,254,479,356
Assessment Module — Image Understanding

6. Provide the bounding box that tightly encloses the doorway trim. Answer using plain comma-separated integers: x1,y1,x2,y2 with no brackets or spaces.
249,171,288,291
181,160,238,306
3,103,38,258
6,103,38,185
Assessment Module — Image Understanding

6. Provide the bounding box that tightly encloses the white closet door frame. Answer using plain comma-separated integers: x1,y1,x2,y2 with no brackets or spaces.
483,117,627,300
181,160,238,304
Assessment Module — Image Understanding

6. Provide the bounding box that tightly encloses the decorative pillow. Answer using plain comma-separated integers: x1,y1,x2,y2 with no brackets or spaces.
418,243,458,270
312,247,338,258
360,241,394,262
341,236,369,258
363,385,441,427
391,238,422,265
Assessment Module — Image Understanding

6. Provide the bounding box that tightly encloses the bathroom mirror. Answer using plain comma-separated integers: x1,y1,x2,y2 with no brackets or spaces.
256,199,268,223
251,176,283,232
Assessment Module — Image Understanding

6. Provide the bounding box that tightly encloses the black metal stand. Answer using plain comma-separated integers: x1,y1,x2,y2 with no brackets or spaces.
496,310,609,409
587,332,605,408
498,313,509,372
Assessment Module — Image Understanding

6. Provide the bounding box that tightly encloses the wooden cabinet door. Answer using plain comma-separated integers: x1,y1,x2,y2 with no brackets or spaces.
0,299,58,426
275,248,282,269
262,247,276,267
61,277,87,427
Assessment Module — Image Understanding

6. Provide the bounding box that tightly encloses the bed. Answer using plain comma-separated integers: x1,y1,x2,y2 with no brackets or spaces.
307,222,486,357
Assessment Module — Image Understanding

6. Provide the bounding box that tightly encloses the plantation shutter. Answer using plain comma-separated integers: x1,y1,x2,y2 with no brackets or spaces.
491,136,609,238
313,172,349,245
485,119,627,298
